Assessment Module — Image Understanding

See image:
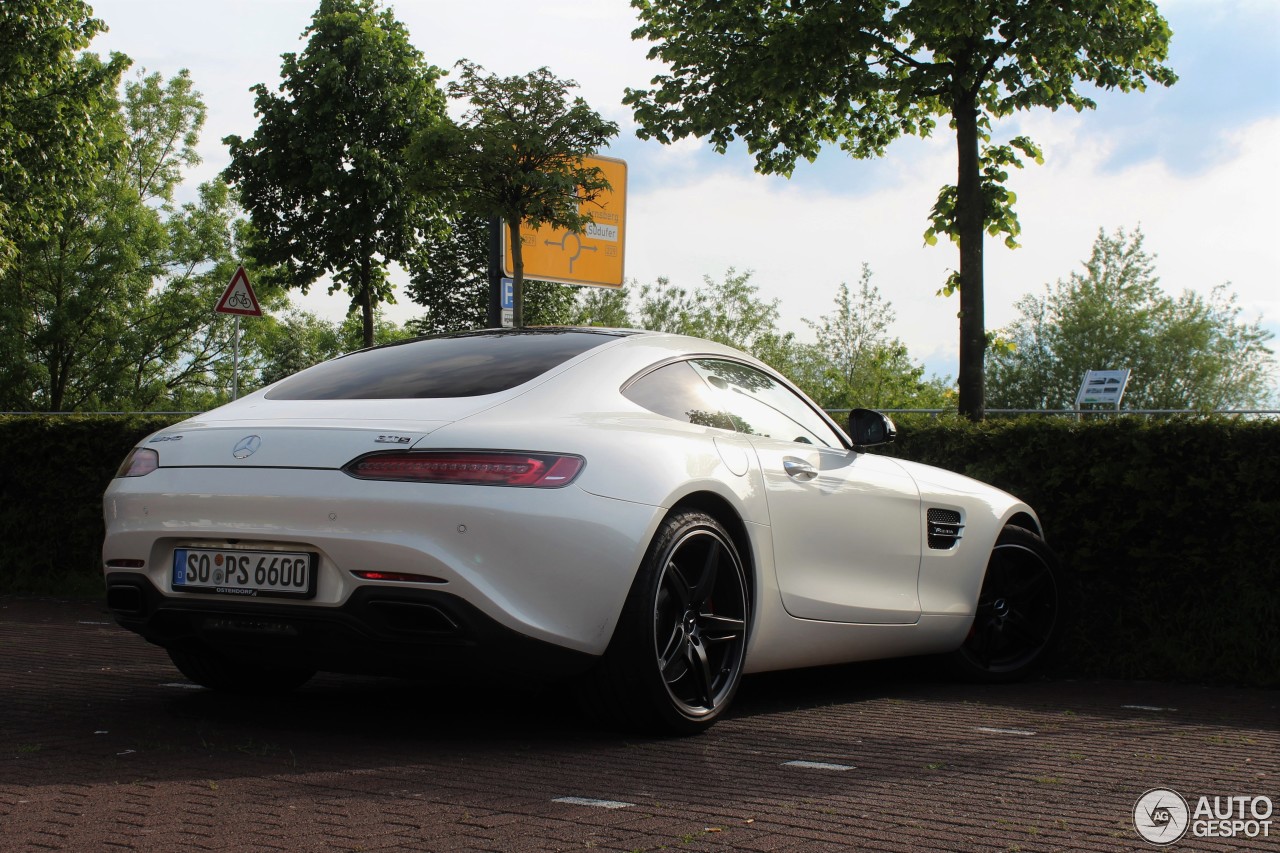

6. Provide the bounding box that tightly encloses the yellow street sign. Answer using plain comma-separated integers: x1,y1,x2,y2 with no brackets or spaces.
503,155,626,288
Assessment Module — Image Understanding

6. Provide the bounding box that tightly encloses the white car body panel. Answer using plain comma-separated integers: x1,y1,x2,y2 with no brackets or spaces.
753,440,923,624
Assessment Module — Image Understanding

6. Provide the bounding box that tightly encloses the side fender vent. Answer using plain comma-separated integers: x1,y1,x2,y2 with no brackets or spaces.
927,508,963,550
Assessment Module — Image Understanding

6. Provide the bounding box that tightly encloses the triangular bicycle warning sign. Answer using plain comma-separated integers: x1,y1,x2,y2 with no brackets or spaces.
215,265,262,316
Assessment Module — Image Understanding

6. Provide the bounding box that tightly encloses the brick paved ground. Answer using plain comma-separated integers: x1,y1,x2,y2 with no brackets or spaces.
1,596,1275,852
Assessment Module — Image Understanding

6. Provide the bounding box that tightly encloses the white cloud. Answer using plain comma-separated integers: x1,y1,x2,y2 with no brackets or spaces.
988,113,1280,327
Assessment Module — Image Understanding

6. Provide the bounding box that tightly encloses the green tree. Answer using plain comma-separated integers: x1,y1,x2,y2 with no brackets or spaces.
403,211,585,334
410,61,618,328
572,284,633,329
636,269,796,370
253,308,413,389
403,212,490,334
986,228,1277,411
126,181,290,411
626,0,1176,420
223,0,446,347
0,0,129,274
253,309,347,388
110,71,231,409
0,58,156,411
797,265,954,411
0,67,276,412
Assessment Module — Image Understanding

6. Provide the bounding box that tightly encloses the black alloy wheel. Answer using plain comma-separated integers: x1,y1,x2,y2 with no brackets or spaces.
592,510,750,734
950,525,1062,683
653,523,749,718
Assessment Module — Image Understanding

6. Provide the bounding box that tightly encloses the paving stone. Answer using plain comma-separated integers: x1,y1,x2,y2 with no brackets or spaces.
2,596,1276,852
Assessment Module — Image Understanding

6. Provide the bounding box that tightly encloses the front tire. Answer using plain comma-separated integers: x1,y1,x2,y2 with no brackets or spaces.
167,647,315,694
948,525,1063,683
590,510,750,734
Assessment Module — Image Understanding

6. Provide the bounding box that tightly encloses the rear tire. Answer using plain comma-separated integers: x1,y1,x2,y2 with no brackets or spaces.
948,525,1063,683
588,510,750,735
167,647,315,694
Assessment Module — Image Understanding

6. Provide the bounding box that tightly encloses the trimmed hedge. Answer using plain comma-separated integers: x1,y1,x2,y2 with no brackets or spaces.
2,414,1277,686
880,416,1280,688
0,415,183,594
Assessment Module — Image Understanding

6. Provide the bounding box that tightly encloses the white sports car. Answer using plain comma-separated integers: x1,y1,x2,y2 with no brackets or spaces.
103,328,1061,733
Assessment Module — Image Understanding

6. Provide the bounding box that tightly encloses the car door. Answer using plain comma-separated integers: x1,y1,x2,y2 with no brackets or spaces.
690,360,923,624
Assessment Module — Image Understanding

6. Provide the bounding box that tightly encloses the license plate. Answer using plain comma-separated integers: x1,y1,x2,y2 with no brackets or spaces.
172,548,317,599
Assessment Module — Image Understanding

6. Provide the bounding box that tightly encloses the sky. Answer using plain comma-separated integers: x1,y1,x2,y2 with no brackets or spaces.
86,0,1280,386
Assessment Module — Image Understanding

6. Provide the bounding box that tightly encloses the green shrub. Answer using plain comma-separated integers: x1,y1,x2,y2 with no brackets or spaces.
0,415,183,595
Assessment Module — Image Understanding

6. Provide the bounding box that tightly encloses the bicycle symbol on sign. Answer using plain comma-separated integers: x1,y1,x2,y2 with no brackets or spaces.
226,292,252,309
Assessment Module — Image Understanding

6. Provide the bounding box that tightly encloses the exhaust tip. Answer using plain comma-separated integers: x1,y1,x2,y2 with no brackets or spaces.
106,584,145,616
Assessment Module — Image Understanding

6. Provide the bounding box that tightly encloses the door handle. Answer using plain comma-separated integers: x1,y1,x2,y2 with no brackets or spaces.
783,458,818,481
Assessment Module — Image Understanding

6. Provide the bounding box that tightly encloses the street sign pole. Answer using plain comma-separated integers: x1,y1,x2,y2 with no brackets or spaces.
232,315,240,401
487,218,502,328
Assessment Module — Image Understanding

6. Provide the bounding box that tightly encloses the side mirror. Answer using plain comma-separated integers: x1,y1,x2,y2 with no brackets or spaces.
847,408,897,449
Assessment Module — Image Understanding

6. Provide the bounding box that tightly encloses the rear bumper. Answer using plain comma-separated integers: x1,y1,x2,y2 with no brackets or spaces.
103,468,663,654
105,573,597,680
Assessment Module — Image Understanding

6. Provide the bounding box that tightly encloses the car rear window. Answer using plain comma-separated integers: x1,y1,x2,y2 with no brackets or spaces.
265,330,621,400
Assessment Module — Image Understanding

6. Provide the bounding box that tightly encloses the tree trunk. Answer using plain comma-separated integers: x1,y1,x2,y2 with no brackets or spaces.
507,220,525,328
953,93,986,422
49,355,66,412
359,254,374,348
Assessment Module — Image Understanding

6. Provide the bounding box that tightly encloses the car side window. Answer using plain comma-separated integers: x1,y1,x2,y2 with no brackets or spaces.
689,359,844,448
624,357,844,448
623,360,741,431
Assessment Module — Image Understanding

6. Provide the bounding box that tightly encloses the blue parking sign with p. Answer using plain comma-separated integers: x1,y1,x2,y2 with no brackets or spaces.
501,278,514,310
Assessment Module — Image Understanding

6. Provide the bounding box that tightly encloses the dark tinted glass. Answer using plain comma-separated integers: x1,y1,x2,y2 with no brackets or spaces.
623,360,739,429
266,330,619,400
625,358,843,447
690,360,842,447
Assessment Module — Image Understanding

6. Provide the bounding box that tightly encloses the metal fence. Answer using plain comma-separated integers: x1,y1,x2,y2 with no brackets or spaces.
4,409,1278,419
875,408,1280,419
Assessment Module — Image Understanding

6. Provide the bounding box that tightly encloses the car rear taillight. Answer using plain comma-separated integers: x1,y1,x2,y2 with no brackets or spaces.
350,570,446,584
115,447,159,477
344,451,584,487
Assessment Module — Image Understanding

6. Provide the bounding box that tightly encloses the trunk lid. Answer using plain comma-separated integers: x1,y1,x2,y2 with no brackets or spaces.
143,397,502,469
